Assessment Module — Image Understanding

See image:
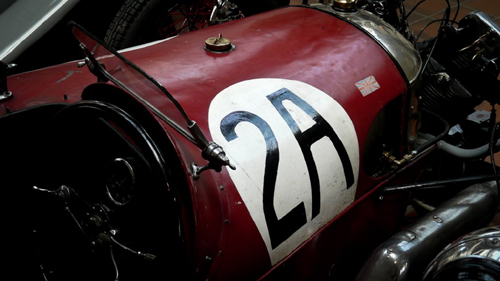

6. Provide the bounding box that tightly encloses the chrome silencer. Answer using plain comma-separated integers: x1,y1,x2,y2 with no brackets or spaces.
355,181,499,281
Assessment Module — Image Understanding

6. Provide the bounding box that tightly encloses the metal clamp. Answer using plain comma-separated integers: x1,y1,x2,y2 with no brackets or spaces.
192,142,236,179
0,62,16,102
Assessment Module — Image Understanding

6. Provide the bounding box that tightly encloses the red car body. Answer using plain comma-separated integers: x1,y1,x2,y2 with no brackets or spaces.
3,5,493,281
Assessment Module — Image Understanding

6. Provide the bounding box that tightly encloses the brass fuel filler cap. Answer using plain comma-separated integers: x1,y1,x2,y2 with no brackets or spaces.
205,34,234,53
333,0,358,11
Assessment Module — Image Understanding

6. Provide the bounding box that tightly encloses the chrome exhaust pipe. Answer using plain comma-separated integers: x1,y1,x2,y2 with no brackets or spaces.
355,181,499,281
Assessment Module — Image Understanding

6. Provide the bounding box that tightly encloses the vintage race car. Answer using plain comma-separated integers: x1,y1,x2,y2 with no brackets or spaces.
2,1,500,281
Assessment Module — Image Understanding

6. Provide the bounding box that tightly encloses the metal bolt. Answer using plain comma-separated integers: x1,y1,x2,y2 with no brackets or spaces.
88,215,103,228
433,215,443,223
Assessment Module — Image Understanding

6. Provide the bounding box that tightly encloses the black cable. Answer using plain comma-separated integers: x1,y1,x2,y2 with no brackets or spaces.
404,0,427,21
399,0,406,22
487,103,500,198
415,19,447,44
413,0,456,44
453,0,460,22
416,19,459,43
444,0,451,25
417,4,453,77
398,0,412,40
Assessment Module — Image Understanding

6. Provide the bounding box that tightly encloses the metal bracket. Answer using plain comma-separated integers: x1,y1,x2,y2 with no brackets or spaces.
77,43,109,83
0,61,15,102
192,142,236,179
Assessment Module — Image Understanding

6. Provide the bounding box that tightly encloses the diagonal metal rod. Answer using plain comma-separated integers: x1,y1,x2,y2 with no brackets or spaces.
383,173,499,193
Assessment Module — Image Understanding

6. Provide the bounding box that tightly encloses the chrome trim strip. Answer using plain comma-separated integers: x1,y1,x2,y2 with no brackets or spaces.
311,4,422,85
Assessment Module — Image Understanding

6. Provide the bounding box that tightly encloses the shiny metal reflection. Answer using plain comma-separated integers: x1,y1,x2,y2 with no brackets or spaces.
311,3,422,85
354,181,498,281
423,226,500,280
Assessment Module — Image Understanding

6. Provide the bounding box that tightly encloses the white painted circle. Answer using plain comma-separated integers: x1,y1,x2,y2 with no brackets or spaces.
208,78,359,265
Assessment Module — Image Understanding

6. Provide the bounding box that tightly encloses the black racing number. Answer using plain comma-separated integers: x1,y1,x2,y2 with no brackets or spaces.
220,88,354,249
221,111,307,249
267,88,355,219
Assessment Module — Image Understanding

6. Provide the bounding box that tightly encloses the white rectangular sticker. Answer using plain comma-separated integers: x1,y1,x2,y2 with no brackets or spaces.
467,110,490,124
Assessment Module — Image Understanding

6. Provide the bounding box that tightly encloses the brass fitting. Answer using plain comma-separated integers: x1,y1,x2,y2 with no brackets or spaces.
383,151,414,167
333,0,358,11
393,154,414,166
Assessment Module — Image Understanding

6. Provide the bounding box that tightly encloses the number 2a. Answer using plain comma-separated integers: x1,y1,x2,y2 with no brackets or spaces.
220,88,354,249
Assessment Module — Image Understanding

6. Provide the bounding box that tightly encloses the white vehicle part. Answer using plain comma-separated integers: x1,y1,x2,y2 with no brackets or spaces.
0,0,80,63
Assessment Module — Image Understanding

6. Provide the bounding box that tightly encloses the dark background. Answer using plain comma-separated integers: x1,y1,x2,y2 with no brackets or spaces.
10,0,126,75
